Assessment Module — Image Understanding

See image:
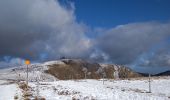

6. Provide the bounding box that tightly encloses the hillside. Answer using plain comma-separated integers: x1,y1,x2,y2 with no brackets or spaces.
155,70,170,76
44,59,142,80
0,59,142,81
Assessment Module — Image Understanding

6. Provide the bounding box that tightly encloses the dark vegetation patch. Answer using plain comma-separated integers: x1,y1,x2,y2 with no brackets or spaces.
118,66,142,78
45,59,142,80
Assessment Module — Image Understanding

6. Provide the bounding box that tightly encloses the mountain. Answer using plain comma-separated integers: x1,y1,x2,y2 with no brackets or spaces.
155,70,170,76
0,59,143,81
0,63,56,81
44,59,142,80
137,70,170,77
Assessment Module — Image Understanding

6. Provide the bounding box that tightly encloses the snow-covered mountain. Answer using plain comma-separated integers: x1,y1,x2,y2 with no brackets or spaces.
45,59,142,80
0,59,142,81
0,63,56,81
0,59,170,100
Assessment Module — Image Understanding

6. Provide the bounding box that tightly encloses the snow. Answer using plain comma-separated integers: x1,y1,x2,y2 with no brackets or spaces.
0,78,170,100
0,65,56,81
0,64,170,100
28,77,170,100
0,80,20,100
43,60,65,66
112,78,170,97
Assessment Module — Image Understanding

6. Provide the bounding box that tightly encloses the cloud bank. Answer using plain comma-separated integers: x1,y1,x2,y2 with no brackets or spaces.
95,22,170,66
0,0,170,69
0,0,91,62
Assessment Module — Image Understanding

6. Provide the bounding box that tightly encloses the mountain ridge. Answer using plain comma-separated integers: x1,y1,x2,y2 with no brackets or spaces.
44,59,142,80
0,59,151,81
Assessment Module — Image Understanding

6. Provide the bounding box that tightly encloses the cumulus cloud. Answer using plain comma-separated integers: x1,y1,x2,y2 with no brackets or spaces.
95,22,170,66
0,0,91,61
0,0,170,69
139,43,170,67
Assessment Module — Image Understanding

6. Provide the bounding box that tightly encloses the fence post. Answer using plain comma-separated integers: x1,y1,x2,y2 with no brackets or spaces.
148,74,151,93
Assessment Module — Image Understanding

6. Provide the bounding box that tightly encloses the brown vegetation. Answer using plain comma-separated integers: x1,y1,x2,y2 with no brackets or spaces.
14,95,18,100
34,97,46,100
118,66,142,78
45,59,142,80
19,82,28,91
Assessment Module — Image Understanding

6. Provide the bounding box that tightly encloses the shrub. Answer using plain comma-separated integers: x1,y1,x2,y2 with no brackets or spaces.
24,97,30,100
34,96,46,100
14,95,18,100
19,82,28,90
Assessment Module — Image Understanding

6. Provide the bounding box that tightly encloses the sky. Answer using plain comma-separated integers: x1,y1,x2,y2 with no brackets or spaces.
0,0,170,74
71,0,170,28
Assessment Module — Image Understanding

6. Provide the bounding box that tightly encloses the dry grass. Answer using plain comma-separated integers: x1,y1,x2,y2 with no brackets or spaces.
19,82,28,90
34,96,46,100
24,97,31,100
118,66,142,79
14,95,18,100
18,82,33,100
45,64,83,80
23,92,32,98
45,59,143,80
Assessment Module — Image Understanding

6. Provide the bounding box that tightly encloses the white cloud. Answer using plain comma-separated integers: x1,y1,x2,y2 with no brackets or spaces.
95,21,170,66
0,0,170,69
0,0,92,61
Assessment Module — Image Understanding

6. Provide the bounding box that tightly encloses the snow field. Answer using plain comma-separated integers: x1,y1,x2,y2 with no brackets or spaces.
0,77,170,100
29,78,170,100
0,80,22,100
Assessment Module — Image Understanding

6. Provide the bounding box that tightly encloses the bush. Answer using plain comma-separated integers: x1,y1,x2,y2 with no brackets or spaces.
19,82,28,90
24,97,30,100
14,95,18,100
23,92,32,98
34,96,46,100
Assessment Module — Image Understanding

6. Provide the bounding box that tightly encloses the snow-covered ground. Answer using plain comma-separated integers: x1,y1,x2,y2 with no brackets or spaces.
0,77,170,100
0,80,22,100
0,60,169,100
0,64,56,81
29,77,170,100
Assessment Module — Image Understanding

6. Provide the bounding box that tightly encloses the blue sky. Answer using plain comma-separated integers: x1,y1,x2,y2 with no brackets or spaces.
0,0,170,74
62,0,170,28
61,0,170,74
